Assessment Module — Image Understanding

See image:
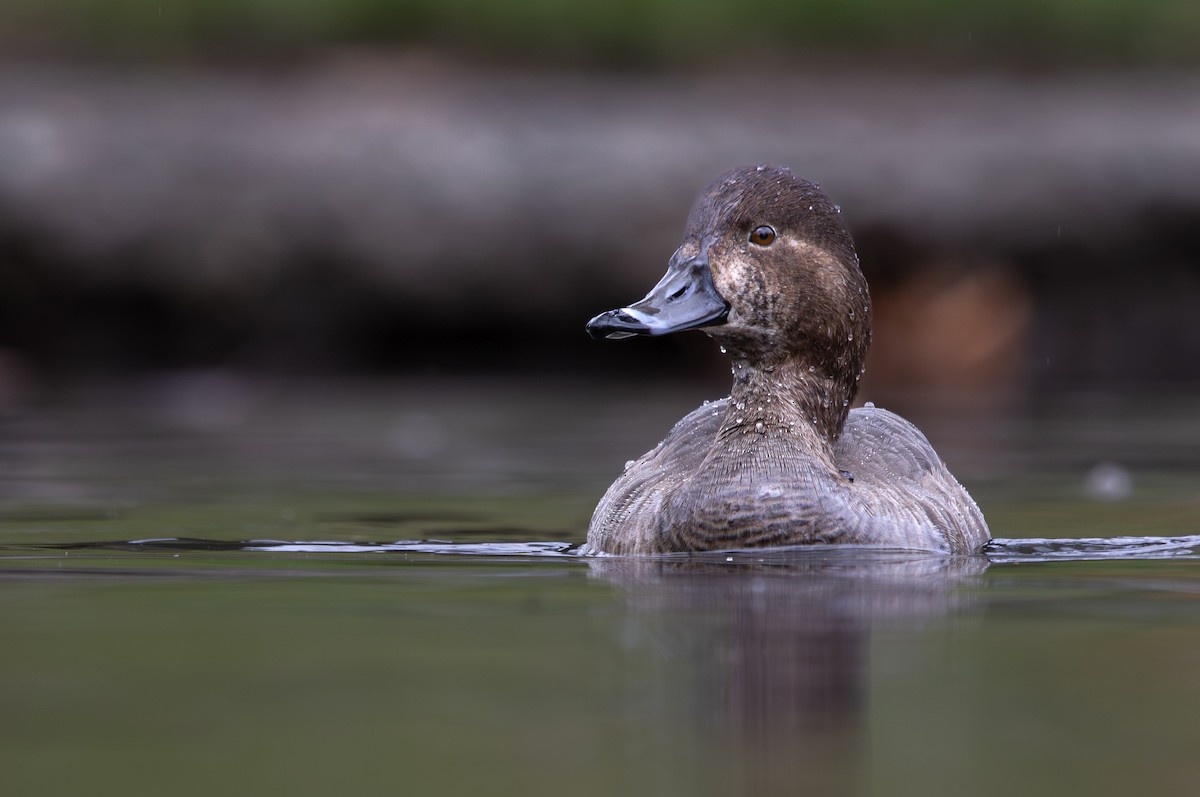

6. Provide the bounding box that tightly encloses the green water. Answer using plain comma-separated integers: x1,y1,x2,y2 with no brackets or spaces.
3,378,1200,796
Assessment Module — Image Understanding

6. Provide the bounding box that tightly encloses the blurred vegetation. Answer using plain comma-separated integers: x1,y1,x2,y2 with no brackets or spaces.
3,0,1200,66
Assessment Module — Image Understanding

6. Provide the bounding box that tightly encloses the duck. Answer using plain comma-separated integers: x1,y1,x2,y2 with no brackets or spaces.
584,165,989,555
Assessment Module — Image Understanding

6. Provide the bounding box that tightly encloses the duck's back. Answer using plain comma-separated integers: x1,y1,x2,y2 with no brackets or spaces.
832,406,989,552
586,401,989,555
586,399,731,555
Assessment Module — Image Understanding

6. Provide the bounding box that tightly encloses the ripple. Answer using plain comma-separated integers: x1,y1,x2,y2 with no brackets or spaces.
986,535,1200,563
27,535,1200,564
37,536,580,558
244,539,579,557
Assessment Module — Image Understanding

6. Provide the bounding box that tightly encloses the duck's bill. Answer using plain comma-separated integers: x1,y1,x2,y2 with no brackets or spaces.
586,255,730,340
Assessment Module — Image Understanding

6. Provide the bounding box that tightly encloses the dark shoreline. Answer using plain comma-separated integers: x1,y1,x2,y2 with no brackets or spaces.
3,57,1199,384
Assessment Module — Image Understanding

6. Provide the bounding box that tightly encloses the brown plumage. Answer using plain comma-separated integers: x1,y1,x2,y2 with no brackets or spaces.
585,165,989,555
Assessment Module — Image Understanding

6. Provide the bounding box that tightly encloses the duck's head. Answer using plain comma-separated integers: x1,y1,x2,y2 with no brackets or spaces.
587,165,871,378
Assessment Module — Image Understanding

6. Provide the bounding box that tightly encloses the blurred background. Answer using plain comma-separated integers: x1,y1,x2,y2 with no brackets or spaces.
1,0,1198,397
2,0,1200,519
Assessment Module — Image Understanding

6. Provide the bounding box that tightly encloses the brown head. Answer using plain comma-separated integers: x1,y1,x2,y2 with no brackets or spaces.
587,165,872,427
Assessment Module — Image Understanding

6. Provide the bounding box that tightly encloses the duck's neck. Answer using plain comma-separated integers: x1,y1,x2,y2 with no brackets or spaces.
722,356,858,448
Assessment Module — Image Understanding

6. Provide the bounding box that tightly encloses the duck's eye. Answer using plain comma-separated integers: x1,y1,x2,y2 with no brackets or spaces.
749,225,776,246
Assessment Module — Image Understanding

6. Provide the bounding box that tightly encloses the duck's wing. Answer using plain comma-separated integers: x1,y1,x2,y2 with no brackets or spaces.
833,406,990,552
586,398,729,554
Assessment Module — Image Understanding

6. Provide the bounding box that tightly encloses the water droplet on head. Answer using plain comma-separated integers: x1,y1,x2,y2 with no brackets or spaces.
864,401,875,409
754,421,765,433
623,459,636,471
701,399,710,406
736,416,744,424
808,365,816,373
719,345,727,354
847,332,854,341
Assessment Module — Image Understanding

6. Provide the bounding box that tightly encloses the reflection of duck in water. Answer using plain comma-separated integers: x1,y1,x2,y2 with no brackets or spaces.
587,550,987,770
586,166,989,555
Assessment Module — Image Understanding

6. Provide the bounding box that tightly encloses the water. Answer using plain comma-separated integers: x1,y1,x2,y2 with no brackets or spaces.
24,533,1200,560
3,377,1200,796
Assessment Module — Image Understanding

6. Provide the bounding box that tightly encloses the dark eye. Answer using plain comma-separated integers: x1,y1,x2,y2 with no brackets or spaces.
749,225,776,246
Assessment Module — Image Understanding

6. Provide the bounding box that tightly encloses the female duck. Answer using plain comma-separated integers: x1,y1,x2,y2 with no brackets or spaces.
585,165,989,555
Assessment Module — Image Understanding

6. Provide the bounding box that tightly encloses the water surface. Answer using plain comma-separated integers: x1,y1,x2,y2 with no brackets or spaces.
3,378,1199,796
